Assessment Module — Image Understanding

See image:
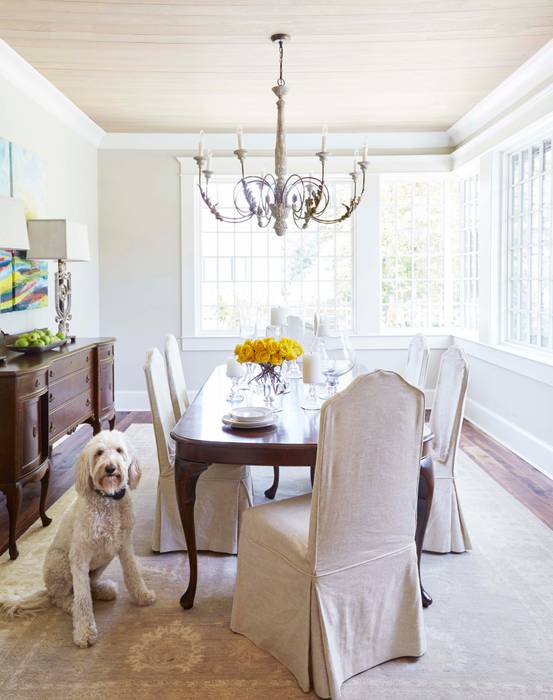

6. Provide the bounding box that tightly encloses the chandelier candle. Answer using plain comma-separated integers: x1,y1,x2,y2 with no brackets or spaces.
194,33,370,237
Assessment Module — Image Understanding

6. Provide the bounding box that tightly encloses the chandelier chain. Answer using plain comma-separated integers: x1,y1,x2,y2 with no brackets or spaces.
277,40,285,87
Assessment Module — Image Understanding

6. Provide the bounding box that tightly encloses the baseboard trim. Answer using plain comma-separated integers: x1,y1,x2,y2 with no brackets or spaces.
464,397,553,479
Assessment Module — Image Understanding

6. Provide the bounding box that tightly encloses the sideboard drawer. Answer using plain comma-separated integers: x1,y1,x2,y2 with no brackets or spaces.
16,392,46,477
48,350,92,382
98,344,114,362
48,391,93,442
17,370,48,397
48,368,92,411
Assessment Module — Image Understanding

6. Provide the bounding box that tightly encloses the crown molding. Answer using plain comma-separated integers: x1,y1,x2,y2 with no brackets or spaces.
99,130,451,152
0,40,104,147
448,39,553,149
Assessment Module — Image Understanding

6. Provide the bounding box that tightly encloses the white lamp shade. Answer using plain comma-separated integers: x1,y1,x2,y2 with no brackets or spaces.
27,219,90,261
0,196,30,250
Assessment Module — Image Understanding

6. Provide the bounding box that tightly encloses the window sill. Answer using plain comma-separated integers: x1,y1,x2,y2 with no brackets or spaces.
453,336,553,387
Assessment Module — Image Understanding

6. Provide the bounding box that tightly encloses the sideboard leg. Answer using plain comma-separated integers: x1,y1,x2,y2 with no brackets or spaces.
108,415,116,431
6,482,22,560
39,463,52,527
92,418,102,435
174,458,209,610
264,466,280,499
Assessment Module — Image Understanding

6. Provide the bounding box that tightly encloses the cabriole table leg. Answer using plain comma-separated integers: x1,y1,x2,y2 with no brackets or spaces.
416,455,435,608
174,457,209,609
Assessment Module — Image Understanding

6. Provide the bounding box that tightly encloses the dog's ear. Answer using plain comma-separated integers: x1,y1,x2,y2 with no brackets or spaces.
128,454,142,490
74,446,92,496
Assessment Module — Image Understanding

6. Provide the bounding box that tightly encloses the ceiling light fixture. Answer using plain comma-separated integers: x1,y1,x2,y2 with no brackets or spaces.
193,33,369,236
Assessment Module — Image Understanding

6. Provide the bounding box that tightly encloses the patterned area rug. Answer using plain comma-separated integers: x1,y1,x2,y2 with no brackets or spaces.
1,424,553,699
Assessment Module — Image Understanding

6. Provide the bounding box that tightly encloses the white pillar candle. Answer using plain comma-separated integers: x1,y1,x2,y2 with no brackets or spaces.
362,143,368,161
237,127,244,150
303,353,321,384
353,151,358,173
226,357,244,378
270,306,287,327
198,130,204,157
321,125,328,152
287,315,304,342
206,150,212,171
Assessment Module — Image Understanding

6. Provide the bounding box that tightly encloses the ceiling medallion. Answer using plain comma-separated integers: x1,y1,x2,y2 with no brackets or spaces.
194,33,369,236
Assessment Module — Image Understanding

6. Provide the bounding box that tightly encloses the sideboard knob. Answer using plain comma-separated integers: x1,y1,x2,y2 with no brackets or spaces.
34,378,40,388
86,398,91,407
32,425,37,438
49,421,54,433
49,392,53,403
85,375,90,383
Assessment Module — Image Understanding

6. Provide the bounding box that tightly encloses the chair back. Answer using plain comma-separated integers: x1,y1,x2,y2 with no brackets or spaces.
430,346,469,465
165,334,189,421
308,371,425,574
405,333,429,388
144,347,175,475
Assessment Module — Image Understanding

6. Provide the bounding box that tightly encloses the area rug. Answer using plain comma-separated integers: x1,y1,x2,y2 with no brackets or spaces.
1,424,553,699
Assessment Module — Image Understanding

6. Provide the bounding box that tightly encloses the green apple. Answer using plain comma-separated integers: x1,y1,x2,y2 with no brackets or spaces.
56,332,65,340
15,337,29,347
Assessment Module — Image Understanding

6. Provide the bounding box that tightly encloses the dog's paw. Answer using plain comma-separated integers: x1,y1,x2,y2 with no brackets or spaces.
91,579,118,601
73,620,98,648
132,588,156,606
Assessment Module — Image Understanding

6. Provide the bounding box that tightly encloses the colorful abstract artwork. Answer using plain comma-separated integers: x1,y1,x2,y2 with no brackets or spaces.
0,250,13,312
0,138,10,196
0,139,48,313
13,255,48,311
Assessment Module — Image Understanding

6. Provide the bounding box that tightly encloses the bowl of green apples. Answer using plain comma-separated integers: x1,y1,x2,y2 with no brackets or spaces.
7,328,68,354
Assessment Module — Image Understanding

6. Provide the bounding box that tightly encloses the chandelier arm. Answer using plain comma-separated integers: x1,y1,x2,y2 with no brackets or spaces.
197,184,254,224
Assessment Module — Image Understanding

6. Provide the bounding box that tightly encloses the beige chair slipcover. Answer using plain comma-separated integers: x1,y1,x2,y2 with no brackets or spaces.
404,333,429,389
144,348,253,554
423,345,472,553
164,334,190,419
231,371,426,699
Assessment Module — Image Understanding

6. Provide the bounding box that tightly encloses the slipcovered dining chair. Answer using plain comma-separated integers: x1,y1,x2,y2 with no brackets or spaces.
231,371,426,699
164,333,190,420
404,333,429,389
423,345,472,553
144,348,253,554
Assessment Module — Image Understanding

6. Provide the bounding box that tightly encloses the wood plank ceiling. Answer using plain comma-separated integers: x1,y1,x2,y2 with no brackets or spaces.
1,1,553,133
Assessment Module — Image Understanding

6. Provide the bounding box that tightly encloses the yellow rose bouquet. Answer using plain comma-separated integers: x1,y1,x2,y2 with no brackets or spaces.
234,337,304,407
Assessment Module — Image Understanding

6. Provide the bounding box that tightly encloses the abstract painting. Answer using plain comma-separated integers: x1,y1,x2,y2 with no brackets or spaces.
0,138,13,312
0,250,13,312
2,140,48,312
0,137,9,196
13,254,48,311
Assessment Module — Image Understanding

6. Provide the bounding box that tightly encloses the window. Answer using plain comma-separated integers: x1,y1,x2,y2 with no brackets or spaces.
196,178,354,334
380,178,447,329
452,174,479,330
505,137,552,349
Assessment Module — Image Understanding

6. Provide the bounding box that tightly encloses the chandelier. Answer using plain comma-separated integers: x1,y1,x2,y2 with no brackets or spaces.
193,33,370,237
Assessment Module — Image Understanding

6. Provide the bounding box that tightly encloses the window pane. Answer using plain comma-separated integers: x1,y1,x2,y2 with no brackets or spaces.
197,177,354,334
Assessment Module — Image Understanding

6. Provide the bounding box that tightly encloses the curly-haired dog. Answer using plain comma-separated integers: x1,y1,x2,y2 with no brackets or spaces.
1,430,156,647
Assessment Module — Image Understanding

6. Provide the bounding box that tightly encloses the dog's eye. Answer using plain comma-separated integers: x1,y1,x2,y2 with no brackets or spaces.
96,448,104,457
116,447,124,454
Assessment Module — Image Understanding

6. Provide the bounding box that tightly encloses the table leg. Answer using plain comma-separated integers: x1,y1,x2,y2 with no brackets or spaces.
416,455,434,608
174,457,209,610
264,466,280,499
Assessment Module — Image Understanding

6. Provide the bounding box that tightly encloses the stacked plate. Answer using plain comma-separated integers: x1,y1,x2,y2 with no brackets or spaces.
222,406,275,429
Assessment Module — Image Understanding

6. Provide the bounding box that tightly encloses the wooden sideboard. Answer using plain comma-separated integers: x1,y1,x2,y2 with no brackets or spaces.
0,338,116,559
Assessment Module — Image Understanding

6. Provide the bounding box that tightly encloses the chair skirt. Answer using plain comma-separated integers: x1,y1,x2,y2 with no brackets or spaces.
152,464,253,554
423,475,472,553
231,500,426,699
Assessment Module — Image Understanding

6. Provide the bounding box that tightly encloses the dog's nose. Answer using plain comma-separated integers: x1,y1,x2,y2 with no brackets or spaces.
105,464,117,475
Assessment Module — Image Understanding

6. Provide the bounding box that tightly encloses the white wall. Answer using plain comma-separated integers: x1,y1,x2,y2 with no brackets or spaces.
0,74,99,337
98,150,181,407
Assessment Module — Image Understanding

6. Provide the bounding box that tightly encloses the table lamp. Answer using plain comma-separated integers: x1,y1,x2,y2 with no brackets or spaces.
0,196,29,362
27,219,90,341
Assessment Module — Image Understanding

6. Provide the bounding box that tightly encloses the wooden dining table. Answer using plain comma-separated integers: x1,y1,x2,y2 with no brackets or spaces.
171,365,435,610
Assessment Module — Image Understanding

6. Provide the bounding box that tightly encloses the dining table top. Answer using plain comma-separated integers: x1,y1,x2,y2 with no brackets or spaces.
171,365,432,466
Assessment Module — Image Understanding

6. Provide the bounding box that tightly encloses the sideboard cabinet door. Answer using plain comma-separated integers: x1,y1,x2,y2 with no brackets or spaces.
16,392,47,478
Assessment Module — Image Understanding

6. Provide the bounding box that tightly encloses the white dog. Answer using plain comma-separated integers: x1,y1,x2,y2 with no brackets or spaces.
1,430,156,647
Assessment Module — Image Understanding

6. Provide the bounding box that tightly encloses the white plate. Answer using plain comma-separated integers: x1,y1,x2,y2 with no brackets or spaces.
222,413,276,429
230,406,273,422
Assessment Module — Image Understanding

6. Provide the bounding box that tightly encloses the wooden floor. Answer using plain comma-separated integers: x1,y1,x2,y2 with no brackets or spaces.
1,412,552,557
